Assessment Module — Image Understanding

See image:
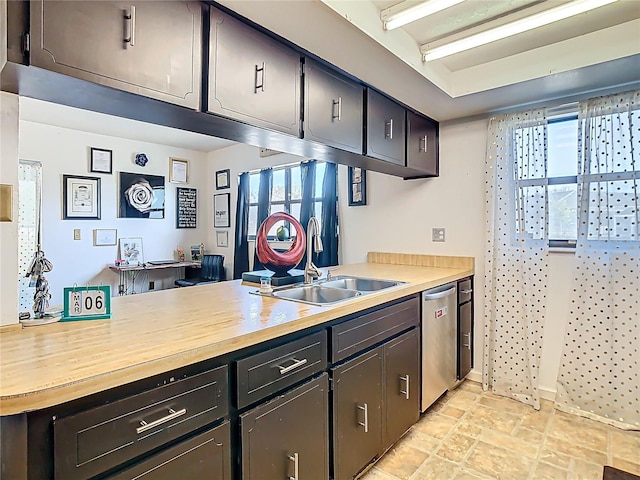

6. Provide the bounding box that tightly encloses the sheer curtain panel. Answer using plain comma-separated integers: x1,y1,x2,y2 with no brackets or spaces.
484,109,549,410
555,91,640,430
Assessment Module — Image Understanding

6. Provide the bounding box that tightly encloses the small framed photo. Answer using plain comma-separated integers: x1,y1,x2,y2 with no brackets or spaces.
216,230,229,248
170,157,189,184
63,175,101,219
216,169,230,190
119,237,144,266
213,193,230,228
93,228,117,246
348,166,367,206
90,148,113,174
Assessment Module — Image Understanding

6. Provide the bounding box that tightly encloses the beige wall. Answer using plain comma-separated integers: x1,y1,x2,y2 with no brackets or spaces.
0,92,19,325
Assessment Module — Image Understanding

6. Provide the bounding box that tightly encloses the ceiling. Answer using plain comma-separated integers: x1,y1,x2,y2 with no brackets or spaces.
218,0,640,121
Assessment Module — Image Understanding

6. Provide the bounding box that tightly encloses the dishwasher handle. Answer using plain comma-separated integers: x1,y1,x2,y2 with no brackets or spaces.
423,286,456,301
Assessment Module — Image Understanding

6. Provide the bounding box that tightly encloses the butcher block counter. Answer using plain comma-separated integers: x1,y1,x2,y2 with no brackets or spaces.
0,253,474,416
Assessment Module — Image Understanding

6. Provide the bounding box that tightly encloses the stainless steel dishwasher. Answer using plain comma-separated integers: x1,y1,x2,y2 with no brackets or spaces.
421,282,458,412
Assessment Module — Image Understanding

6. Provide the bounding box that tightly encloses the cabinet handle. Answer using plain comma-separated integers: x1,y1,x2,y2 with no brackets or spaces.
255,62,266,93
136,407,186,434
357,403,369,433
463,333,472,350
385,119,394,140
276,357,307,375
400,374,410,400
288,452,299,480
460,289,473,294
123,6,136,47
332,97,342,121
420,134,428,153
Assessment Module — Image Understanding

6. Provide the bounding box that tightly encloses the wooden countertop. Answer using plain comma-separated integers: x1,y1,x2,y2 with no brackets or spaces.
0,255,473,415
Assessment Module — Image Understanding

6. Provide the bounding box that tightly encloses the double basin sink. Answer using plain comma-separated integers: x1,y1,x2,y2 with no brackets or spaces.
261,275,406,306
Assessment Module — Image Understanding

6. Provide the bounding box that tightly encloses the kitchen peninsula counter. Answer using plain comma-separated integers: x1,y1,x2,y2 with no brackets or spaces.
0,253,473,416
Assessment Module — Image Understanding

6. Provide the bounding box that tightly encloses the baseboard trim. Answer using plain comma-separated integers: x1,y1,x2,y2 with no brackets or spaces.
464,369,557,402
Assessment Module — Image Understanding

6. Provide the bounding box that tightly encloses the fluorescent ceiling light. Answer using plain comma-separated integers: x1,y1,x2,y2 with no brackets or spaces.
421,0,618,61
382,0,466,31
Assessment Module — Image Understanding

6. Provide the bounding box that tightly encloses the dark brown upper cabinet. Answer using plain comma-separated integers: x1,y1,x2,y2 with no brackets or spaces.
29,1,202,110
208,7,301,137
407,110,439,176
304,60,363,154
365,89,406,166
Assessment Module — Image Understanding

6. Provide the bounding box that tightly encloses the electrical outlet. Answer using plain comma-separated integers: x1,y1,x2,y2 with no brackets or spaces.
432,227,445,242
148,281,155,290
73,229,81,240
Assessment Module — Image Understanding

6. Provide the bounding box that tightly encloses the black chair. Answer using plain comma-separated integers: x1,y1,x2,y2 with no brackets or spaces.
175,254,226,287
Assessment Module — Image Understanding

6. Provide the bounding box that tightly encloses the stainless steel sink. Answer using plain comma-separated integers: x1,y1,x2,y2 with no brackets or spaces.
320,275,404,292
271,285,361,305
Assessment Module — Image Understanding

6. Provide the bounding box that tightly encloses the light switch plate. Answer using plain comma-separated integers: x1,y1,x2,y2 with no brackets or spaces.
0,184,12,222
432,227,445,242
74,229,81,240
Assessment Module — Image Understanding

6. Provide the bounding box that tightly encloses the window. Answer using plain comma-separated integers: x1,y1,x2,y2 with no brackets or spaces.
248,162,327,239
515,107,639,247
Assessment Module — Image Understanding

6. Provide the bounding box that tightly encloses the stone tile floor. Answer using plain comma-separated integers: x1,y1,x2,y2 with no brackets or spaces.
360,380,640,480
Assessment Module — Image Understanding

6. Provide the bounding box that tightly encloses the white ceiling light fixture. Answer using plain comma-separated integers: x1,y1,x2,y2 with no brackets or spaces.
421,0,619,62
382,0,466,31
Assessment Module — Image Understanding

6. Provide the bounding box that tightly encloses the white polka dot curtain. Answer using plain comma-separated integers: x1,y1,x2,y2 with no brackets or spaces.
484,109,549,410
555,90,640,430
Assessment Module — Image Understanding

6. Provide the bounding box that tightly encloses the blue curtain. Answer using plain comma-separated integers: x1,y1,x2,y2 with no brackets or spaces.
297,160,317,269
253,168,273,271
233,172,249,279
318,162,338,267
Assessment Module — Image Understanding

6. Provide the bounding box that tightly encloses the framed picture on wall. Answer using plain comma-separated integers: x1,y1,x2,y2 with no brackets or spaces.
215,169,230,190
170,157,189,184
216,230,228,248
63,175,101,219
348,167,367,206
90,148,113,174
213,193,230,228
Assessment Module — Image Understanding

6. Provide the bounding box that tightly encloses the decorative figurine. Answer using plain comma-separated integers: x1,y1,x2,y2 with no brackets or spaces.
25,245,54,318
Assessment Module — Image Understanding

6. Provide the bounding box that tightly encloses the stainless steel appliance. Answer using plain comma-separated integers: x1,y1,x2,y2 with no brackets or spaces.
421,283,458,412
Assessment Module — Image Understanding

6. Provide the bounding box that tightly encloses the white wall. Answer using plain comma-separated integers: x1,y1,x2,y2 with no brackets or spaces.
18,120,210,306
0,92,19,326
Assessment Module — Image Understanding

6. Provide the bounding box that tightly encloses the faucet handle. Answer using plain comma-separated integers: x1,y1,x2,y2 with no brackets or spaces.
326,267,337,280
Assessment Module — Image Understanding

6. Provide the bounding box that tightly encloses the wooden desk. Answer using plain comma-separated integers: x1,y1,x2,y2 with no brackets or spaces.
109,262,200,295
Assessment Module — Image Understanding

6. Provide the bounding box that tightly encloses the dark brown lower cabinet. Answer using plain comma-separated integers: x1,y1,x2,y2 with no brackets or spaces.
384,329,420,447
458,301,473,379
240,374,329,480
107,421,231,479
332,349,383,480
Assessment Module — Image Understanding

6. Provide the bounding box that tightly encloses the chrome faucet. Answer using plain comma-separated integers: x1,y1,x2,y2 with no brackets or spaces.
304,217,323,284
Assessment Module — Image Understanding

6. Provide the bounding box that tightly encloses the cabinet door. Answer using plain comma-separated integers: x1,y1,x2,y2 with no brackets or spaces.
208,7,301,136
332,349,383,480
365,89,406,165
407,111,439,175
107,422,231,480
304,60,363,153
384,329,420,447
240,374,329,480
458,302,473,380
30,1,202,109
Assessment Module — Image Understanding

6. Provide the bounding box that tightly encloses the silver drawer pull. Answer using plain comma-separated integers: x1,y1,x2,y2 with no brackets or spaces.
288,452,299,480
136,407,186,434
385,119,394,140
357,403,369,433
460,289,473,294
123,5,136,47
276,357,308,375
332,96,342,121
255,62,266,92
420,134,428,153
400,374,410,400
463,333,472,350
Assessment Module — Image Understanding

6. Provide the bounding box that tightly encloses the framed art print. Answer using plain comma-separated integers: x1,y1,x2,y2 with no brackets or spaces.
216,169,230,190
170,157,189,184
213,193,230,227
63,175,101,219
90,148,112,174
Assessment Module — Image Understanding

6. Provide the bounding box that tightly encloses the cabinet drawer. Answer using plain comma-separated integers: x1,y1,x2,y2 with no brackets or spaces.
458,278,473,304
331,297,419,363
54,366,228,480
236,330,327,409
107,421,231,480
